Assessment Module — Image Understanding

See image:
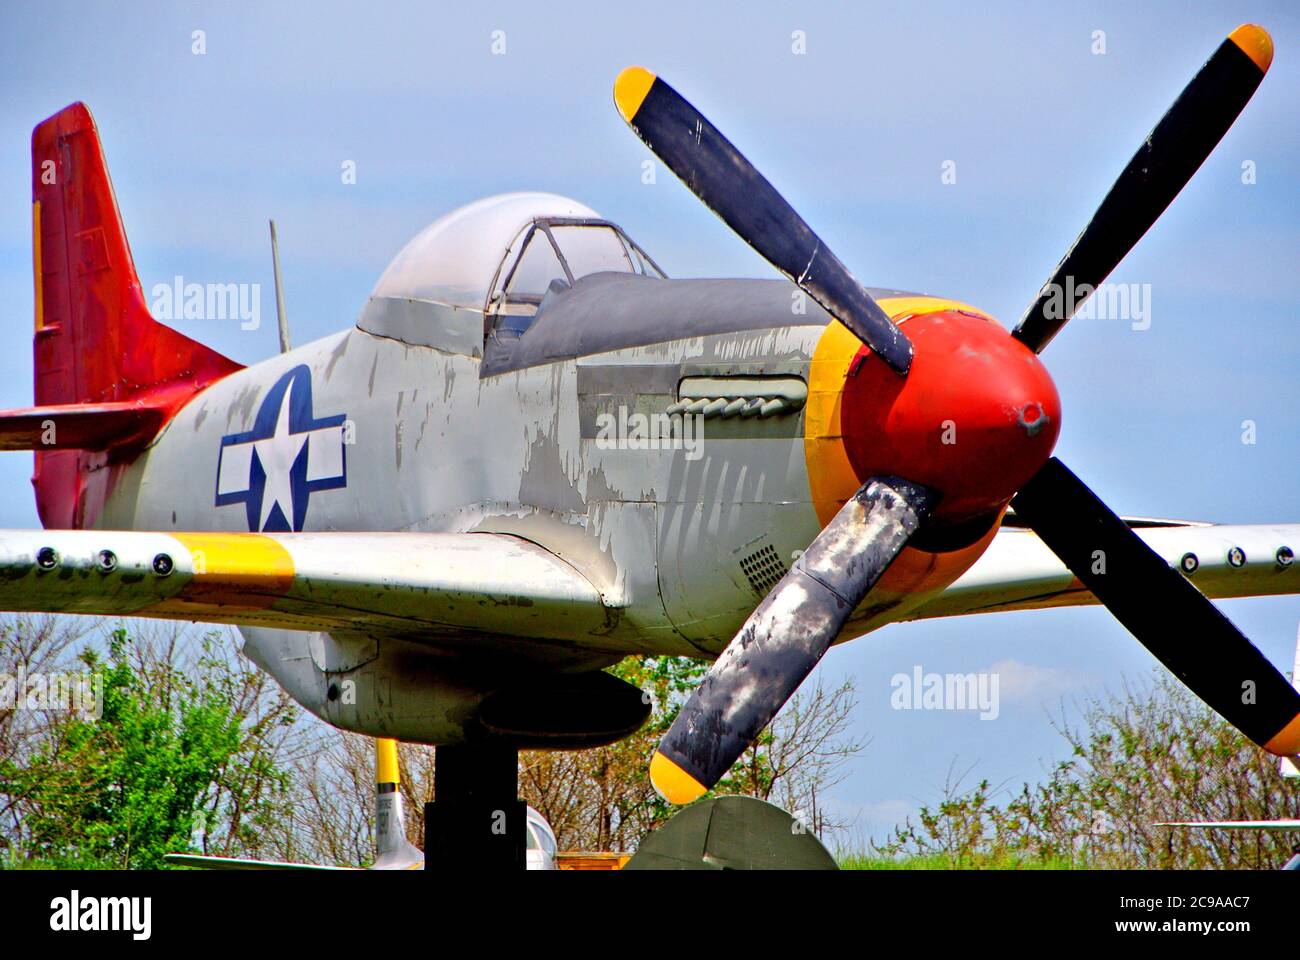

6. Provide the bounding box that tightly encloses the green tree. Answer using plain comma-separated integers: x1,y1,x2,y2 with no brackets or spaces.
874,672,1300,869
1,622,298,869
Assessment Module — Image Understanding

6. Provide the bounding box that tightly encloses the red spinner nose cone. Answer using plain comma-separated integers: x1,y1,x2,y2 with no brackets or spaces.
841,311,1061,523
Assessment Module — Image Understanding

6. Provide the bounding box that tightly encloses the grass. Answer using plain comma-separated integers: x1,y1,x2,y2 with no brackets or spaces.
838,852,1083,870
2,853,120,870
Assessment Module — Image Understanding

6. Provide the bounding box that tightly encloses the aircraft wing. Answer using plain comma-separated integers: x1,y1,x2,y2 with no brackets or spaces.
163,853,357,871
0,529,612,640
907,523,1300,620
1153,820,1300,831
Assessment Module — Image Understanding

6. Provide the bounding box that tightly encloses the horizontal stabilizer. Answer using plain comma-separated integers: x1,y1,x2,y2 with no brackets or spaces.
0,401,168,452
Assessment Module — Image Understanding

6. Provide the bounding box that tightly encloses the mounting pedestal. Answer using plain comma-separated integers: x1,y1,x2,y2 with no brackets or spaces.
424,743,526,871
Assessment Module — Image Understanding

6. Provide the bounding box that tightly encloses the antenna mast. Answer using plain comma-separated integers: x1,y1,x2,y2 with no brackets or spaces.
269,219,291,353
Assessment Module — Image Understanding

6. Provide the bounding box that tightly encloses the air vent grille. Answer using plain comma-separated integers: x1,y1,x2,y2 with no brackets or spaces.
740,544,788,597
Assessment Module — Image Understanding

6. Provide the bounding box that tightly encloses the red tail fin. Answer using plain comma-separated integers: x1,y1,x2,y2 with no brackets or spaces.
18,102,243,527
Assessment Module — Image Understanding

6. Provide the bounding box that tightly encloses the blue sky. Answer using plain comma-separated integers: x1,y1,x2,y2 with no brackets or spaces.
1,1,1298,842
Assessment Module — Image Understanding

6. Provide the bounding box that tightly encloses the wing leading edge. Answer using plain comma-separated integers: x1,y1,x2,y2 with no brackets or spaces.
908,523,1300,620
0,529,612,640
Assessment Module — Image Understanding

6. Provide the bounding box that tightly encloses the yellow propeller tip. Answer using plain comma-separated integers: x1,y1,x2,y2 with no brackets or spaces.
614,66,657,123
1263,714,1300,757
1229,24,1273,73
650,751,707,805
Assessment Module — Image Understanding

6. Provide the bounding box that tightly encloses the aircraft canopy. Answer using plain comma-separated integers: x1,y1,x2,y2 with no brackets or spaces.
370,192,661,312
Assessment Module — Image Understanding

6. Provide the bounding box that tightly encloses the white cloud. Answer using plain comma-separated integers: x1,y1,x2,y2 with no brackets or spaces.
982,658,1088,707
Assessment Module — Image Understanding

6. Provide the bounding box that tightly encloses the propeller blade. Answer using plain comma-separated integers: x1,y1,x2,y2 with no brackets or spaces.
1012,24,1273,354
1011,457,1300,756
650,478,935,804
613,66,913,375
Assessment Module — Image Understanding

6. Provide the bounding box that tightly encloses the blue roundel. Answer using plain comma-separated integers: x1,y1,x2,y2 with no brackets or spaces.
214,365,347,532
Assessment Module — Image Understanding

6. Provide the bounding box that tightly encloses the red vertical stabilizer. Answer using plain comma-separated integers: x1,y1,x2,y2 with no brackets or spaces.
16,102,243,528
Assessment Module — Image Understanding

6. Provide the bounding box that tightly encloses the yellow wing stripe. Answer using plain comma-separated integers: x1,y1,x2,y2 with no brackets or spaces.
173,533,295,585
165,533,297,609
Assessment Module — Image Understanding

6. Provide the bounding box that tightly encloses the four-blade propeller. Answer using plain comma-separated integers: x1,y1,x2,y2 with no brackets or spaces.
614,23,1299,805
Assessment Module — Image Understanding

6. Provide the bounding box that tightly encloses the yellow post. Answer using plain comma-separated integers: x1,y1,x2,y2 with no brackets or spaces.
376,737,400,787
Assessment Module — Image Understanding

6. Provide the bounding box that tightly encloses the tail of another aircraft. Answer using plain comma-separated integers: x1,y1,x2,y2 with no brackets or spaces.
12,102,242,527
1153,621,1300,870
1283,621,1300,778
